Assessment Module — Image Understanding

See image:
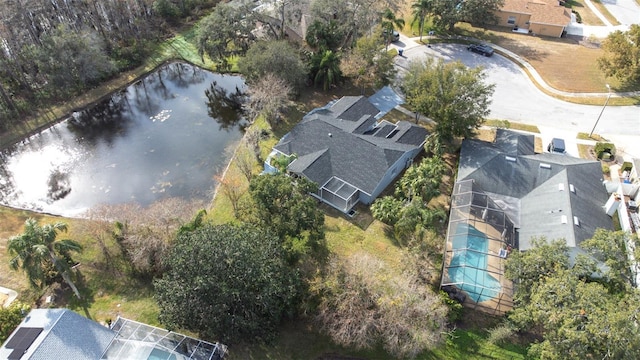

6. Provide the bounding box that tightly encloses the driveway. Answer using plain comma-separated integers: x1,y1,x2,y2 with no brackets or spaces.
394,39,640,158
565,0,639,37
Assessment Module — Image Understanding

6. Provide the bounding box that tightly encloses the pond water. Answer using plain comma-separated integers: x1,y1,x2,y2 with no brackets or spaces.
0,62,247,217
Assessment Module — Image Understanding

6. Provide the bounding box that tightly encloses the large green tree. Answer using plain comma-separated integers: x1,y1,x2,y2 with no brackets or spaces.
504,237,570,304
305,19,345,51
581,229,634,292
340,34,396,94
458,0,503,27
427,0,502,31
154,223,300,343
310,0,394,48
429,0,460,31
8,218,83,298
401,58,494,139
21,25,116,97
238,40,307,91
505,234,640,359
245,174,325,263
196,3,256,71
510,268,640,359
598,24,640,84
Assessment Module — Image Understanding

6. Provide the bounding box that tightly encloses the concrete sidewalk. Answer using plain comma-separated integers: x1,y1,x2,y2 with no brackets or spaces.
0,286,18,308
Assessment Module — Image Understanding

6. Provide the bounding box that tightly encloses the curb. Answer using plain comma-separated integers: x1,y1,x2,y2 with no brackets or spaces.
403,35,640,99
0,286,18,308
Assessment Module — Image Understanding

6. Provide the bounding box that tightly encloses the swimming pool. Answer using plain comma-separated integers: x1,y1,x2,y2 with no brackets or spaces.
448,223,502,303
147,348,177,360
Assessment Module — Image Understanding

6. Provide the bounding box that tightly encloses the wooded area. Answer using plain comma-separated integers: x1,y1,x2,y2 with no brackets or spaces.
0,0,219,133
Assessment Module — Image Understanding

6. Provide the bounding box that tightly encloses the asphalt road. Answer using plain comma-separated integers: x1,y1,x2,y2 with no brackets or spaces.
603,0,640,26
395,41,640,157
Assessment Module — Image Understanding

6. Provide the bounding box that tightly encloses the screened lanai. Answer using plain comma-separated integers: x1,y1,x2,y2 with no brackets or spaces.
101,317,226,360
317,176,360,212
441,179,516,315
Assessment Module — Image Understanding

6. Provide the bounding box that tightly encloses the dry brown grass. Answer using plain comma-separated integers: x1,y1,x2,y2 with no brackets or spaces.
569,0,606,25
0,208,51,293
494,33,607,93
461,25,615,93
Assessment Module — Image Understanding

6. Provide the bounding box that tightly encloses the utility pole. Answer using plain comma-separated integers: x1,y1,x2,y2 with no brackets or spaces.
589,84,611,138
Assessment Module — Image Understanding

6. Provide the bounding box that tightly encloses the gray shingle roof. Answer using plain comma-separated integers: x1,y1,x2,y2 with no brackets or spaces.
326,96,380,122
493,128,535,155
1,310,227,360
275,96,427,195
458,130,612,251
0,309,115,360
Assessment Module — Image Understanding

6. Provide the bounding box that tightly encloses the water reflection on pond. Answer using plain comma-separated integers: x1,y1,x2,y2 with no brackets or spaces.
0,62,247,217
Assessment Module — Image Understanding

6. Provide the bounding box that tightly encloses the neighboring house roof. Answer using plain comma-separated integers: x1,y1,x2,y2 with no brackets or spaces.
274,96,427,195
501,0,572,26
0,309,226,360
0,308,115,360
458,129,612,251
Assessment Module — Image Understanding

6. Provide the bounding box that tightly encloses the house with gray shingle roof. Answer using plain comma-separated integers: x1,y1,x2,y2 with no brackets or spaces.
441,129,613,314
0,309,226,360
265,94,428,213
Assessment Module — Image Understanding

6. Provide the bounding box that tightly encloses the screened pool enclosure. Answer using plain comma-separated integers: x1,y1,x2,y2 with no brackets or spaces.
441,179,516,314
101,317,226,360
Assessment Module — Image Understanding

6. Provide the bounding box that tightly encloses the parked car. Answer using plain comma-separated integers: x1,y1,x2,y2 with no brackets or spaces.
467,44,494,57
382,29,400,42
547,138,566,154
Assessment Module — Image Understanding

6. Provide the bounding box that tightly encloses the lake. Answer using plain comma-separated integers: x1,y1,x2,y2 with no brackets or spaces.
0,62,247,217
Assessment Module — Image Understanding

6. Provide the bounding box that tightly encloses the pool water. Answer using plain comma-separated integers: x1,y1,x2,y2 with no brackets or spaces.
448,223,502,303
148,348,177,360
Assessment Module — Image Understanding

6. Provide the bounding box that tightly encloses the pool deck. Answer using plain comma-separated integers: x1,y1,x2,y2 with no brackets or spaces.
444,215,515,315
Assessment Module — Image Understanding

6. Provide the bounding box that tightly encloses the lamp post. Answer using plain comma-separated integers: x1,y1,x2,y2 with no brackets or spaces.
589,84,611,138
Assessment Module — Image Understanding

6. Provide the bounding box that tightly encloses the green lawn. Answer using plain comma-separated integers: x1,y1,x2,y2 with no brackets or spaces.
206,107,529,359
484,120,540,133
0,19,532,358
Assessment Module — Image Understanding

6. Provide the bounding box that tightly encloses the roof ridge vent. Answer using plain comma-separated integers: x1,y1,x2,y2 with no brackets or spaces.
540,163,551,169
505,155,517,162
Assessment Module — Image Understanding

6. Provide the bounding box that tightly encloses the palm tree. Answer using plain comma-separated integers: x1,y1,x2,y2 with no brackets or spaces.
313,50,342,91
411,0,433,42
381,8,405,51
8,218,83,298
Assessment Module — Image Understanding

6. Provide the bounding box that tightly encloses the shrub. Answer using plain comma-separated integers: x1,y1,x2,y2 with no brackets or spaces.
0,301,30,343
488,323,516,345
595,142,616,159
602,163,610,174
498,120,511,129
572,10,582,23
439,290,464,322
